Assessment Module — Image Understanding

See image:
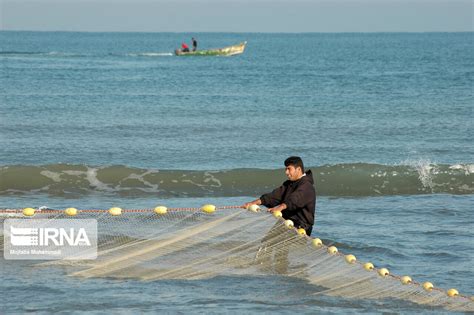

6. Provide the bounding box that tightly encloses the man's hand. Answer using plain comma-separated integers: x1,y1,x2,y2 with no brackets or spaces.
267,203,287,213
242,202,253,209
242,199,262,209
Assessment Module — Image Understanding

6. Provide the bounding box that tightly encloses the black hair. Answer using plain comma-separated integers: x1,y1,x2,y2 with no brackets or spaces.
284,156,304,172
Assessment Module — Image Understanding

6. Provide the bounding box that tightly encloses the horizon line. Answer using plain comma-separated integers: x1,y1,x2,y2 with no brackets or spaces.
2,29,473,34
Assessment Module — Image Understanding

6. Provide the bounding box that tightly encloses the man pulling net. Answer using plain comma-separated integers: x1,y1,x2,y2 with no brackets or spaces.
243,156,316,235
243,156,316,273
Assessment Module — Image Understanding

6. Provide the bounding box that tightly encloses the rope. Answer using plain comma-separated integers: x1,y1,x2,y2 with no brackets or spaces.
0,205,243,214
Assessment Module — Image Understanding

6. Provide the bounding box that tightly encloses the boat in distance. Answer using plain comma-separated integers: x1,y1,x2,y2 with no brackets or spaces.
175,42,247,56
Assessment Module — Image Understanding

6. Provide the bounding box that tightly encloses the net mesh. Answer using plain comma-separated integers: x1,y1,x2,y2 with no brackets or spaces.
1,206,472,312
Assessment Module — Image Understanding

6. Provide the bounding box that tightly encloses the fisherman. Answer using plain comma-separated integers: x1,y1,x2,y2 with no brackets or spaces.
181,42,190,53
192,37,197,52
242,156,316,236
242,156,316,274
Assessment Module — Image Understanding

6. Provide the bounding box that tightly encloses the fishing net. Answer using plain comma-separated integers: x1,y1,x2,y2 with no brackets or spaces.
0,206,472,312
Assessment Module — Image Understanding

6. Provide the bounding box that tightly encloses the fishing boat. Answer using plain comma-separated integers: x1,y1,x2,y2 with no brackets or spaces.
175,41,247,56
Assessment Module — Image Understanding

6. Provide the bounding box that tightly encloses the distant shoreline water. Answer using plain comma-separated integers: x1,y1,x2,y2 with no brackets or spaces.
2,30,473,34
2,31,472,170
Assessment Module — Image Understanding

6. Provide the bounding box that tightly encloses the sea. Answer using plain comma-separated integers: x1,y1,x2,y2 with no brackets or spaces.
0,31,473,314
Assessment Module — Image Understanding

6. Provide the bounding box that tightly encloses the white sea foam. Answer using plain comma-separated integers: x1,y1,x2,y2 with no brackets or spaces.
63,170,86,176
86,167,114,192
203,172,222,187
120,170,160,193
178,172,222,192
40,170,62,183
403,159,437,191
449,164,474,175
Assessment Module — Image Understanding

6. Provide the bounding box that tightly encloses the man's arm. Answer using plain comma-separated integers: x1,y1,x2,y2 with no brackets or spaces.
283,182,315,212
267,203,287,213
242,184,286,209
260,185,286,208
242,198,262,209
242,198,286,212
266,184,311,213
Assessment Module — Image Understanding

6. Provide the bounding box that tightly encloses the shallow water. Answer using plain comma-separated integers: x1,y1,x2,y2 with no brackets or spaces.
1,195,472,313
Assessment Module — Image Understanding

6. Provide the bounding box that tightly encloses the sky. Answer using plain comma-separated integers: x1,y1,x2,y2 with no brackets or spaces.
1,0,473,33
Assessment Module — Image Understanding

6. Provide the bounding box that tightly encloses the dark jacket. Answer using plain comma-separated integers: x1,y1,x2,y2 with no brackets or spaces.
260,170,316,232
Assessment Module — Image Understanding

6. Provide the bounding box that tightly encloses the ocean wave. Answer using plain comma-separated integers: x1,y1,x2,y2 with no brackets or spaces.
1,163,472,198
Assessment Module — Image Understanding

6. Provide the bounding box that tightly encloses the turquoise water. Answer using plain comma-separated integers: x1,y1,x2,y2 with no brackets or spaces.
1,31,473,313
1,32,472,168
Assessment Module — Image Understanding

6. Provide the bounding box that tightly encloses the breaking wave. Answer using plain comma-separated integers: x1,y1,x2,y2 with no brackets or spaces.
1,162,472,197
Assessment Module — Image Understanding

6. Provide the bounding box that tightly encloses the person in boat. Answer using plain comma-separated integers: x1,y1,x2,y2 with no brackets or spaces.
181,43,190,53
242,156,316,273
192,37,197,52
243,156,316,235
